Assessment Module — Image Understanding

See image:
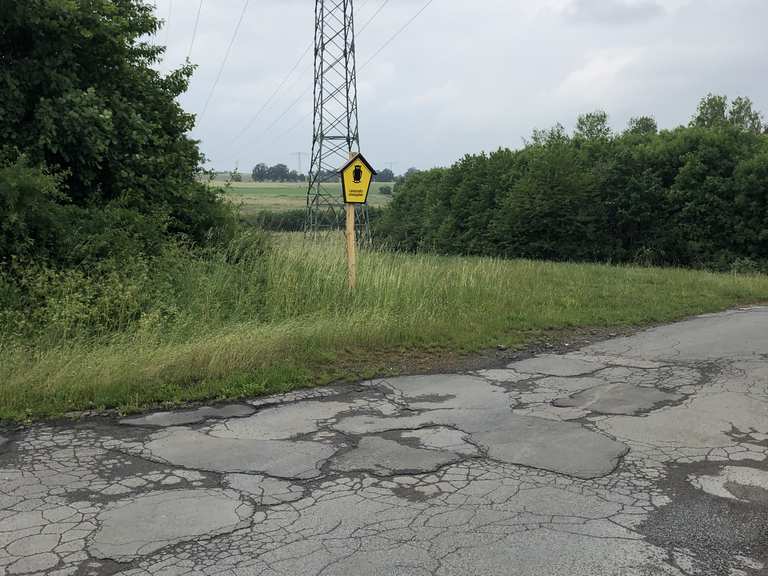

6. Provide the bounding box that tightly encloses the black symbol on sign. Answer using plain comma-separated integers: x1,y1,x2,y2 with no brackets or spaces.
353,165,363,183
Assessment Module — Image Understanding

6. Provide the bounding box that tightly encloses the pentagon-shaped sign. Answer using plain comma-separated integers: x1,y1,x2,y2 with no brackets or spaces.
340,153,377,204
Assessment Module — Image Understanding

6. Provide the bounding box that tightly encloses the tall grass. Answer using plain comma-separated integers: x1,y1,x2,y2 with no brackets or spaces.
1,232,767,420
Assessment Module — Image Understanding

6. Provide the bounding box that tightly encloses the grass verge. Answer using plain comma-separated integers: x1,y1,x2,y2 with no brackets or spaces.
1,233,767,421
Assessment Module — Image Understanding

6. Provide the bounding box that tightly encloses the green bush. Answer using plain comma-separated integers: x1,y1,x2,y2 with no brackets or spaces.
377,97,768,270
0,228,270,347
0,158,66,263
248,207,387,234
249,209,307,232
0,157,179,266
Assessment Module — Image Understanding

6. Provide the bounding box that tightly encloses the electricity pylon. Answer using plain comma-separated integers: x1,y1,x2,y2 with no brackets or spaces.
305,0,368,238
291,152,308,174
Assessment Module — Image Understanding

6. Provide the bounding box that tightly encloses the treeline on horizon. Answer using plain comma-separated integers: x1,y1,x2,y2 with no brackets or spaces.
376,95,768,272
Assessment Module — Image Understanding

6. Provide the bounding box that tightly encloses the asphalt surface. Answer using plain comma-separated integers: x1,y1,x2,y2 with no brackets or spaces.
1,307,767,575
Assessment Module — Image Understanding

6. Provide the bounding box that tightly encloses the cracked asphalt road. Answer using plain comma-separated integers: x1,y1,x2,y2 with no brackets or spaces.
1,307,767,576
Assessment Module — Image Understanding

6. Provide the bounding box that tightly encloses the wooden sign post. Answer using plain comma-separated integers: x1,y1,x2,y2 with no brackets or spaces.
339,153,376,290
345,203,357,289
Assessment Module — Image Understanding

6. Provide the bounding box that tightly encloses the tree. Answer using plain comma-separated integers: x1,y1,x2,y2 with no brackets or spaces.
377,96,768,270
575,111,612,140
692,94,729,129
729,96,764,134
252,163,268,182
400,168,421,183
0,0,228,252
691,94,764,134
625,116,658,136
268,164,290,182
377,168,395,182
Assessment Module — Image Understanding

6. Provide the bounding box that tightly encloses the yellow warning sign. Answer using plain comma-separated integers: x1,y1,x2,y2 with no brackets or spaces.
340,153,376,204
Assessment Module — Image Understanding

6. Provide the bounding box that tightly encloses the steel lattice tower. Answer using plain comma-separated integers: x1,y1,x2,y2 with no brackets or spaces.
306,0,368,237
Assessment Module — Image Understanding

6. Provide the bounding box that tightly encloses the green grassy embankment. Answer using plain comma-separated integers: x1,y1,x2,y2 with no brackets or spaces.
1,233,767,421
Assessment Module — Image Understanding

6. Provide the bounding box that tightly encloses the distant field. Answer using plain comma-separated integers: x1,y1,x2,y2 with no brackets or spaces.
216,181,393,214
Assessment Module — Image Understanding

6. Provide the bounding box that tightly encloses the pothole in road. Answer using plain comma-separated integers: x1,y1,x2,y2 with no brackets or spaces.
552,382,685,416
88,489,255,563
328,429,476,477
639,460,768,576
689,465,768,505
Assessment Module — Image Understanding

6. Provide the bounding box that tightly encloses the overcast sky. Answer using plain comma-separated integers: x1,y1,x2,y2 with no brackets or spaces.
150,0,768,174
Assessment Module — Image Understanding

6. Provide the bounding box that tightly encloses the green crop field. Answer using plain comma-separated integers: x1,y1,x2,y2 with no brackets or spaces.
216,181,393,215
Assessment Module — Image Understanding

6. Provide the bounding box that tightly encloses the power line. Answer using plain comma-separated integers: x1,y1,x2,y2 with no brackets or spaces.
230,42,313,144
273,113,311,145
359,0,435,70
228,0,382,147
150,0,158,43
158,0,173,68
235,0,396,152
199,0,251,120
270,0,435,144
187,0,205,61
264,86,313,136
359,0,390,34
164,0,173,50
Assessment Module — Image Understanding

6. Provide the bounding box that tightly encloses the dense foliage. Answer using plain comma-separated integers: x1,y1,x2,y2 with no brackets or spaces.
0,0,231,266
247,207,385,233
248,209,307,232
0,226,269,346
378,96,768,270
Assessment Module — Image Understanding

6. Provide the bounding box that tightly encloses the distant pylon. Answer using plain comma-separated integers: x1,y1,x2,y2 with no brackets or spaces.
291,152,308,174
306,0,368,238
